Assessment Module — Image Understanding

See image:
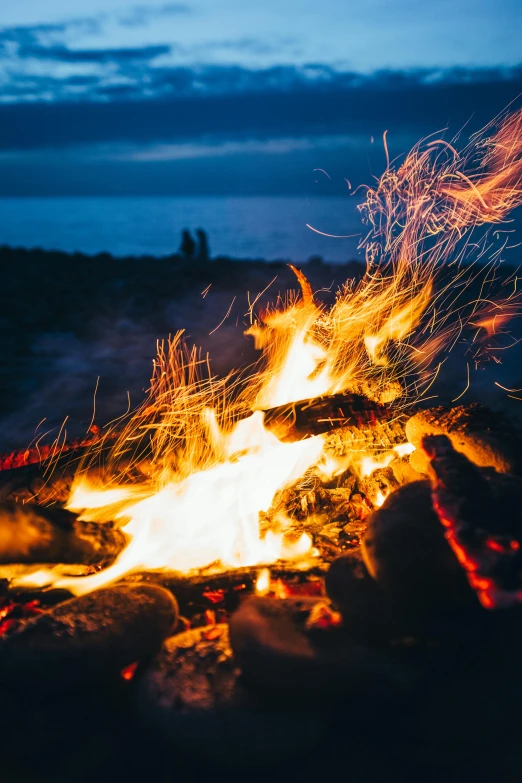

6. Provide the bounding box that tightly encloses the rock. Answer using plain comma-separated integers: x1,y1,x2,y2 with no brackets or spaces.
405,404,522,475
0,584,177,691
361,481,480,623
325,550,401,640
391,455,424,484
135,624,330,766
409,447,430,474
0,501,127,566
229,596,423,702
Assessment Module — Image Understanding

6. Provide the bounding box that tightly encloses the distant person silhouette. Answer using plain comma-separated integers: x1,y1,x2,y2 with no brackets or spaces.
180,229,196,261
196,228,210,263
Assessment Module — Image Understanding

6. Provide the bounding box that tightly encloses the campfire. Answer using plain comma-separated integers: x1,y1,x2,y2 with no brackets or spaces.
1,109,522,778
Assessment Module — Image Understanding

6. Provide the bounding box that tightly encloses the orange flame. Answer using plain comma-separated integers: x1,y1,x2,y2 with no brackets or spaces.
12,108,522,595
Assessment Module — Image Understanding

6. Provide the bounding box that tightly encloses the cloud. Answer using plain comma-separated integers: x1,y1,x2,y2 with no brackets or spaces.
17,43,171,64
2,58,521,105
0,65,521,150
190,37,299,58
0,64,521,196
0,19,102,51
119,3,192,27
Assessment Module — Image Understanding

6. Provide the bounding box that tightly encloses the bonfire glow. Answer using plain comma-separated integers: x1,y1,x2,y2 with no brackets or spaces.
13,109,522,594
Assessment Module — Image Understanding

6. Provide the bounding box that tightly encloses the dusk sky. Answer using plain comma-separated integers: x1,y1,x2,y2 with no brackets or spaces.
1,1,521,194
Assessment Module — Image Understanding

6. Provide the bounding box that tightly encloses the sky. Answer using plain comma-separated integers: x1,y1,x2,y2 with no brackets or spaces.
0,0,521,195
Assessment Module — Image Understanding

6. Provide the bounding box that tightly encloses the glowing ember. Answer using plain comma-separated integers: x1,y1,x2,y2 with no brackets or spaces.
13,108,522,595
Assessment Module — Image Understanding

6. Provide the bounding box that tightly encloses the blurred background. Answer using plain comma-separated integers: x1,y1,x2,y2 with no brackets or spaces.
0,0,521,260
0,0,521,450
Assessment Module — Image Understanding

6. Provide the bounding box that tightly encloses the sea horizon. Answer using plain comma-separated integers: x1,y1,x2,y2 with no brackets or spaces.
0,194,365,264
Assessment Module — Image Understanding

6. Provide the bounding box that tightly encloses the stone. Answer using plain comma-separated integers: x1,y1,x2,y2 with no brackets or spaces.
391,455,424,484
0,501,127,567
405,404,522,475
409,447,429,474
361,480,480,623
229,596,423,703
0,584,177,691
135,624,330,766
325,550,401,640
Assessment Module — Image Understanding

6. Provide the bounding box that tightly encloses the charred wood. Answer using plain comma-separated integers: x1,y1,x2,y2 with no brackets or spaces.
0,460,76,504
0,501,127,567
261,392,402,443
325,550,404,641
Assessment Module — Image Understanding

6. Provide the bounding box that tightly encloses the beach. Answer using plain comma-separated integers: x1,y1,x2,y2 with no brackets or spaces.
1,244,522,453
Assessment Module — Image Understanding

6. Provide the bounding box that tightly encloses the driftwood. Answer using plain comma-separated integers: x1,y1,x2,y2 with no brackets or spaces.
0,393,405,512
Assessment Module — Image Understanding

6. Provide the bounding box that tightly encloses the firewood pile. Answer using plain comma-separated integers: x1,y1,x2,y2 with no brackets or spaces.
1,402,522,782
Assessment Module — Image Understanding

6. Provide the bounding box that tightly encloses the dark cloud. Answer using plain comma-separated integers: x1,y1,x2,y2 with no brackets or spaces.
17,43,171,63
3,58,521,104
0,65,521,152
0,65,521,195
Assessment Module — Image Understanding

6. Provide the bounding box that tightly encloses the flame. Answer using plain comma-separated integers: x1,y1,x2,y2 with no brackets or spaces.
394,442,416,458
13,109,522,595
374,490,388,508
256,567,271,596
359,453,396,478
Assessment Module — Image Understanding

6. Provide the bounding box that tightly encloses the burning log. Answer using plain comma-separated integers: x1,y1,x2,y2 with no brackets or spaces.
0,428,105,474
136,623,329,765
423,434,522,610
261,392,399,443
0,501,127,567
0,459,76,505
0,584,177,692
406,404,522,475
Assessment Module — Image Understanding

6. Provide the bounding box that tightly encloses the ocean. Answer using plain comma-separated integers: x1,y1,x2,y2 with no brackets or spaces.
0,195,364,263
